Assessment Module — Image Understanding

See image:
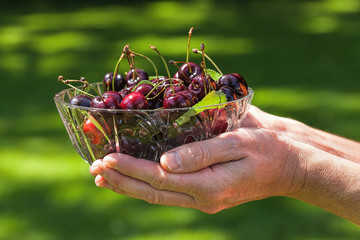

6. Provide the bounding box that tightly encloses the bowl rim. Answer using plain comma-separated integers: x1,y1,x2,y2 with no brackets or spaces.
54,82,254,113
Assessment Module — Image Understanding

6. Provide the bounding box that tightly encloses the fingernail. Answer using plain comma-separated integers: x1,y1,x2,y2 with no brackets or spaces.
92,165,104,175
103,155,116,167
161,151,181,171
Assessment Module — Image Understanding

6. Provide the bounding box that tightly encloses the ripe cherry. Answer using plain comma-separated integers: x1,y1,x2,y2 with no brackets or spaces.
188,74,217,100
174,62,202,86
118,86,134,99
102,91,123,104
125,68,149,86
70,95,92,107
134,83,158,99
120,92,149,109
134,83,161,109
163,84,187,98
83,117,108,145
103,72,126,92
218,86,238,101
163,90,196,109
217,73,248,97
91,95,121,109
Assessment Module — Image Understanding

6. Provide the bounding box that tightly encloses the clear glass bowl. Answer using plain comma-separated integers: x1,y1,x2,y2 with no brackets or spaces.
54,83,254,164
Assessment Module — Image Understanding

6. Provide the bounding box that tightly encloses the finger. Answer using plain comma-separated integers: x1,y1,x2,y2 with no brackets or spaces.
97,159,198,208
90,159,105,176
241,105,264,128
94,174,114,189
160,129,250,173
102,153,203,194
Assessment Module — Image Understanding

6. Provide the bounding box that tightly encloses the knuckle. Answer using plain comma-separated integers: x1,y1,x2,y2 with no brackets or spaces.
148,172,167,190
190,142,211,166
142,191,164,205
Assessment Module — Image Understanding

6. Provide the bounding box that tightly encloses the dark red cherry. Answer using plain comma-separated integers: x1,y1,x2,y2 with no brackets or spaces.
134,83,161,109
174,62,202,86
118,86,134,99
125,68,149,86
91,95,121,109
103,72,126,92
178,90,198,105
120,92,149,109
188,74,217,100
211,108,228,135
163,84,187,98
70,95,92,107
217,73,248,97
134,83,158,99
163,90,195,109
102,91,122,104
218,86,238,102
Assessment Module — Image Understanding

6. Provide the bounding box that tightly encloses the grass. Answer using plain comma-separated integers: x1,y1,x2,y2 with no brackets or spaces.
0,0,360,239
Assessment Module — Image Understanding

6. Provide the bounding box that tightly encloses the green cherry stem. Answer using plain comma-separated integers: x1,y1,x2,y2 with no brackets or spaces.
149,45,175,95
58,76,96,98
131,51,159,80
112,51,126,91
186,27,194,63
192,48,223,75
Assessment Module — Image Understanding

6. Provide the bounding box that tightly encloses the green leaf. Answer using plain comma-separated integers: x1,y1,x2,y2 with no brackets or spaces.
175,91,227,126
149,76,165,80
206,69,222,82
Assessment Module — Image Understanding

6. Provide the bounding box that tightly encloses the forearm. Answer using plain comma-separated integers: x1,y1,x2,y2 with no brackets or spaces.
276,116,360,163
290,149,360,226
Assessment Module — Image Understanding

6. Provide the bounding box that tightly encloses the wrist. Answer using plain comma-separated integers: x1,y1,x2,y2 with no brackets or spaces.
289,149,360,225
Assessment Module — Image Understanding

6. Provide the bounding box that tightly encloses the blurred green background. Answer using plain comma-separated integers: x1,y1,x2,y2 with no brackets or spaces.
1,0,360,239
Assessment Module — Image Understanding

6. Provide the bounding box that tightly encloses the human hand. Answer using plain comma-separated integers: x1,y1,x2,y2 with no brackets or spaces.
90,128,308,213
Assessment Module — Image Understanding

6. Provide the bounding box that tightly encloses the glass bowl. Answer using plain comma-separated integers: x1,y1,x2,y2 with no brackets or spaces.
54,83,254,164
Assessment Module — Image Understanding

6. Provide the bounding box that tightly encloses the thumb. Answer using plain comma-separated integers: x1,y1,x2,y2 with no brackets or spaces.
160,129,249,173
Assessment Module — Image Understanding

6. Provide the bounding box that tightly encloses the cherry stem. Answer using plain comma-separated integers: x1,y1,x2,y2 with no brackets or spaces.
58,76,96,98
186,27,194,63
131,51,159,80
192,48,223,75
169,60,181,71
149,45,175,95
112,49,126,91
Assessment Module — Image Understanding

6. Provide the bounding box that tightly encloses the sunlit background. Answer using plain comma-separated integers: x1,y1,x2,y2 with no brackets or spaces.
1,0,360,239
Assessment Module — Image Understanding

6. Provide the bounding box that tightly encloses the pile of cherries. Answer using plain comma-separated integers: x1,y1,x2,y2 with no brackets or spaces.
60,38,248,111
58,28,249,145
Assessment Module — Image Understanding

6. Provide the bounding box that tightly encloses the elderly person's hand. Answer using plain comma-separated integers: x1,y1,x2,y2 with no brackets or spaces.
89,106,360,225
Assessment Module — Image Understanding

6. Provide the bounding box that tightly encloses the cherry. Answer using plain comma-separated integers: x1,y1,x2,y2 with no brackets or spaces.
133,83,162,109
83,117,108,145
163,84,187,98
70,95,92,107
174,62,202,86
125,68,149,86
103,72,126,92
218,86,238,102
211,108,228,135
178,89,198,104
90,95,121,109
163,90,196,109
102,91,122,104
118,86,134,99
217,73,248,97
188,74,217,100
120,92,149,109
134,83,158,99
